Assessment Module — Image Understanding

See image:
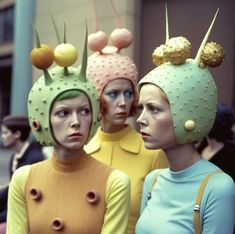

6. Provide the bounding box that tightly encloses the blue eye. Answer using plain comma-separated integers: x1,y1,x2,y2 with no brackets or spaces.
106,91,118,99
124,90,133,99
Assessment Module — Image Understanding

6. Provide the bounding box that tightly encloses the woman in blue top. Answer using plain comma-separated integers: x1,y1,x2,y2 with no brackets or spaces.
135,8,234,234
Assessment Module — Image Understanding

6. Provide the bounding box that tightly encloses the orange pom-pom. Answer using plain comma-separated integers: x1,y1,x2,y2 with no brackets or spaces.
30,44,54,70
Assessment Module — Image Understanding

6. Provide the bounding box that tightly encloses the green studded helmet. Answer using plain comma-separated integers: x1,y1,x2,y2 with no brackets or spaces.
138,8,225,144
139,59,217,144
28,25,99,146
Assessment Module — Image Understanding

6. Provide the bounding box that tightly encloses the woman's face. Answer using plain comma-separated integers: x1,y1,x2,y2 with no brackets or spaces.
137,84,176,150
50,93,92,150
101,78,134,129
1,125,17,147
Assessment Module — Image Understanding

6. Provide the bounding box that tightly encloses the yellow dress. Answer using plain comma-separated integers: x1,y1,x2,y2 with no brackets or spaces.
85,125,169,234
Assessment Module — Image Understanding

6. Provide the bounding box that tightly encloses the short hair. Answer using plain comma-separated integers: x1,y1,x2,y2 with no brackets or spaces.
54,89,83,102
1,115,31,141
208,104,235,142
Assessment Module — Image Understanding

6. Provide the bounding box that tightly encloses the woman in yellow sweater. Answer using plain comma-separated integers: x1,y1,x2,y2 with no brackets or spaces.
6,25,130,234
84,2,168,233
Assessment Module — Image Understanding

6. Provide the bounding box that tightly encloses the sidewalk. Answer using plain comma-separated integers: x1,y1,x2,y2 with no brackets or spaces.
0,147,13,185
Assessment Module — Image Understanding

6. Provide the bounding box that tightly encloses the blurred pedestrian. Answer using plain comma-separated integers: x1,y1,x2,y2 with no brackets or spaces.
0,115,45,233
197,103,235,181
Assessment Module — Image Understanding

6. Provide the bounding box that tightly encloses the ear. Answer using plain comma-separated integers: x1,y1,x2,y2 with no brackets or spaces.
98,113,102,122
14,130,22,139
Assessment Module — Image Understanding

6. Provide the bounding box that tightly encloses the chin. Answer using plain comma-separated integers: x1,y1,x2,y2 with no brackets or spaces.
143,142,159,150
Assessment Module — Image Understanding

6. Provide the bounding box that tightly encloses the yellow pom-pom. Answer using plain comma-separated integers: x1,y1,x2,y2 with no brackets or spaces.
152,45,166,66
54,43,78,67
200,42,225,68
163,36,191,65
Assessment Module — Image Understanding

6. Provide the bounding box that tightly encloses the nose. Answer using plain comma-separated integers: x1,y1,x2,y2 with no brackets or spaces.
137,110,147,126
70,112,80,128
118,94,126,107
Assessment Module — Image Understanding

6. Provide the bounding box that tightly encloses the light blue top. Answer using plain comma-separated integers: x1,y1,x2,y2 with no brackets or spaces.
136,159,235,234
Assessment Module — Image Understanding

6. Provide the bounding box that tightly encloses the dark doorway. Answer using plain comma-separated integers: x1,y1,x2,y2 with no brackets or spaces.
0,60,11,120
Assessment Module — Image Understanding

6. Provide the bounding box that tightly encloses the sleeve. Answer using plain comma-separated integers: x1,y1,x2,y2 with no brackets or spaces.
6,165,31,234
101,169,131,234
140,170,159,214
202,173,235,234
151,149,169,170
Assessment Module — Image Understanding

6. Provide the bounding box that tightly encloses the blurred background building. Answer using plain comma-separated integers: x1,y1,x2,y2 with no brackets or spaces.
0,0,235,121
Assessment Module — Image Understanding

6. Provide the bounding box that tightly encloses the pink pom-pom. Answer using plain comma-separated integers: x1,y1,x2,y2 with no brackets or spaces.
88,31,108,52
110,28,133,50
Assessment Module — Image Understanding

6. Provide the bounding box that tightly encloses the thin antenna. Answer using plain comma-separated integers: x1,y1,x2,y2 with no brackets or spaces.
51,15,62,44
92,0,99,32
195,8,219,64
110,0,122,28
79,20,88,82
165,3,169,43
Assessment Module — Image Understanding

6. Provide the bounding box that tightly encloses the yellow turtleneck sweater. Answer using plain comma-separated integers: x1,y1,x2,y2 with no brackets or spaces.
85,125,169,234
7,153,130,234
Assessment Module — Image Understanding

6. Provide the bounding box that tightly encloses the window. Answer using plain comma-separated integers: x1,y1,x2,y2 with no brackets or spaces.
0,5,14,44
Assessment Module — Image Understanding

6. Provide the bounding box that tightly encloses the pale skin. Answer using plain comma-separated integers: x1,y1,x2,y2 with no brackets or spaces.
137,84,201,171
1,125,25,154
50,94,92,161
100,78,134,133
201,137,224,161
1,125,24,188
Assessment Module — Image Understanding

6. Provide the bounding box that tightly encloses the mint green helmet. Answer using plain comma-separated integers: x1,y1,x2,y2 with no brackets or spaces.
28,27,99,146
139,59,217,144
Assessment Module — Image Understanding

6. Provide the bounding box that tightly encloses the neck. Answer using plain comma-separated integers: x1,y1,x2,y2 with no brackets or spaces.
13,141,26,154
53,146,86,161
201,137,224,160
206,137,224,149
100,120,126,133
165,143,202,171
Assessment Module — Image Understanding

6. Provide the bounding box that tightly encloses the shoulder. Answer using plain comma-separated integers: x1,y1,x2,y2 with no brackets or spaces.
107,169,130,189
145,168,167,183
84,130,101,154
206,171,234,196
10,165,31,189
12,165,31,178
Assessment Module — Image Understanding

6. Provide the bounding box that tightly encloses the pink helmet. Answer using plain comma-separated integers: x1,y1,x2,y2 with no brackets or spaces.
87,47,138,96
